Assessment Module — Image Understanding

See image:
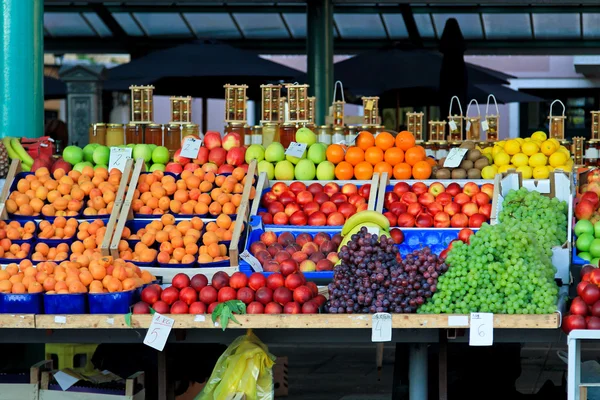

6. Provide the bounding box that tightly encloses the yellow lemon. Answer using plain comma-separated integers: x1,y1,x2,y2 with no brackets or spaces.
482,147,493,155
531,131,547,142
496,140,506,148
548,138,560,149
515,138,525,146
494,152,511,167
541,140,557,156
533,166,550,179
521,141,540,156
498,164,515,173
481,165,498,179
549,151,568,167
528,153,548,167
557,146,571,156
492,145,505,157
504,139,521,155
511,153,529,167
516,165,533,179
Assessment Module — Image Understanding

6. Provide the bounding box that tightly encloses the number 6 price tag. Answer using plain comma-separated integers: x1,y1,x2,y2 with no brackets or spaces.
143,313,174,351
108,147,132,173
372,313,392,342
469,312,493,346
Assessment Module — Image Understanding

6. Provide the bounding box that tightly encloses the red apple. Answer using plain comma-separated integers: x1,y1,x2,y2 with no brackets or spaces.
434,212,451,228
418,193,435,207
313,232,331,246
208,302,219,313
314,192,329,205
222,132,241,150
248,273,266,291
401,192,418,205
576,200,595,220
570,297,589,316
199,286,217,304
284,202,301,217
265,302,283,314
189,302,206,314
307,183,324,195
184,163,201,172
141,286,161,305
301,242,319,256
436,192,453,206
266,273,285,290
190,274,208,292
203,131,222,150
256,287,273,305
427,202,443,216
450,213,469,228
461,202,479,217
133,301,151,314
173,149,190,166
152,301,170,314
582,191,600,208
229,272,248,289
273,212,289,225
308,211,327,226
289,181,307,194
415,213,434,228
278,191,296,206
358,184,371,199
463,182,480,197
590,269,600,286
212,271,230,290
393,182,411,197
389,202,407,216
472,192,491,207
280,259,298,276
390,228,404,244
179,287,198,306
246,301,264,314
330,193,348,206
323,183,340,196
196,147,209,164
296,190,314,206
165,162,183,175
479,203,492,219
383,212,398,227
327,212,346,226
161,287,180,306
237,287,255,305
582,284,600,305
428,182,445,197
284,302,302,314
445,182,461,197
348,194,366,207
337,203,357,219
273,286,293,305
263,261,281,272
458,228,474,243
320,201,337,215
271,182,289,197
260,232,277,246
289,210,308,225
454,193,471,206
468,213,487,228
562,314,586,334
342,183,358,196
303,201,320,216
226,147,246,166
412,182,428,195
407,202,423,217
171,301,189,314
316,259,333,271
285,273,303,290
295,233,312,246
261,192,278,207
208,147,227,167
267,201,284,215
218,287,237,303
384,192,400,209
293,285,313,304
397,213,415,227
480,183,494,199
302,301,319,314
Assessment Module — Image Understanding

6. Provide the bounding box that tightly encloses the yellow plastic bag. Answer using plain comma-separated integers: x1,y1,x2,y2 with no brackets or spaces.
196,331,276,400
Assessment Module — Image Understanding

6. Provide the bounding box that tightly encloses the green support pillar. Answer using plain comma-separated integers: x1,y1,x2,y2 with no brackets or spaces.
307,0,333,126
1,0,44,138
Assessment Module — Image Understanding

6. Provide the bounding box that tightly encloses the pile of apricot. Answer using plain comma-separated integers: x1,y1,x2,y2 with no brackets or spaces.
31,242,69,262
69,219,108,264
0,220,35,240
37,217,78,239
0,239,31,259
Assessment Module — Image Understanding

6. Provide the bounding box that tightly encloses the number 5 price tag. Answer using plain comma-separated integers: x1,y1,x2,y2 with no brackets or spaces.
108,147,132,173
180,137,202,159
469,312,493,346
372,313,392,342
143,313,174,351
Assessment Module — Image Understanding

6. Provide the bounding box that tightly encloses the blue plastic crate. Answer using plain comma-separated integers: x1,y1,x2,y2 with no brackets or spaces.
394,228,472,257
44,293,87,314
0,292,43,314
88,291,135,314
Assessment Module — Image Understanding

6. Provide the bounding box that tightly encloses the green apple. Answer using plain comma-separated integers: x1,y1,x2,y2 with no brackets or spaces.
94,164,108,170
73,161,93,172
576,220,595,237
152,146,170,164
265,143,285,163
258,160,275,180
295,127,317,146
286,150,306,165
594,221,600,238
63,145,84,165
82,143,99,162
307,143,326,164
316,161,335,180
133,144,153,163
246,144,265,163
577,233,595,252
92,145,110,165
148,144,157,153
150,163,166,172
274,160,295,180
592,258,600,266
579,251,592,261
590,238,600,258
294,159,316,180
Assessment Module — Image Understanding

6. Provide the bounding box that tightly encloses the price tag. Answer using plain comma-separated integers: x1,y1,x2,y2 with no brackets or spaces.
448,120,458,131
54,316,66,324
481,120,489,131
108,147,132,173
465,121,471,133
285,142,307,158
180,137,202,159
372,313,392,342
143,313,174,351
240,250,263,272
443,148,468,168
469,313,493,346
365,100,374,111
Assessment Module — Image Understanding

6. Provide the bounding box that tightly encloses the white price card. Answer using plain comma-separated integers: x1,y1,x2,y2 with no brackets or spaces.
372,313,392,342
481,120,489,131
443,148,469,168
366,226,379,236
465,121,471,133
240,250,263,272
285,142,307,158
180,137,202,159
469,312,493,346
108,147,132,173
448,120,458,131
143,313,174,351
447,315,469,327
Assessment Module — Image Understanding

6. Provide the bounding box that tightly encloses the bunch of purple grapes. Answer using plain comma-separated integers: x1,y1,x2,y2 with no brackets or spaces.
326,227,448,314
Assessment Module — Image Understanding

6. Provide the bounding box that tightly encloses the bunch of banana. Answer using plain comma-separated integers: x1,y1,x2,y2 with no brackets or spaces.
338,211,391,251
2,137,33,171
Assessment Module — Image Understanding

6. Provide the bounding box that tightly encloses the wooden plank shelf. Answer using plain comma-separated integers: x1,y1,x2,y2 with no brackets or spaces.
0,314,36,328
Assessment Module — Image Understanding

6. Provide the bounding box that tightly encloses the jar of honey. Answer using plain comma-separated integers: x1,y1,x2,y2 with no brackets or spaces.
89,123,106,145
585,140,599,167
145,124,164,146
262,123,279,147
164,124,181,153
332,126,346,145
182,124,199,144
347,126,358,145
436,141,449,159
251,126,262,145
106,124,125,147
424,141,435,158
280,123,297,148
125,123,142,145
317,125,332,144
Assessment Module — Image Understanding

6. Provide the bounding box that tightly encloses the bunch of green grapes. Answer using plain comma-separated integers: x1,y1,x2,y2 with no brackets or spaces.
498,187,568,255
418,222,558,314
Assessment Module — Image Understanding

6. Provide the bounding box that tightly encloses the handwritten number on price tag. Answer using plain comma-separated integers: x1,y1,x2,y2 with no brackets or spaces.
108,147,132,173
180,137,202,159
469,313,493,346
443,148,468,168
285,142,307,158
143,313,174,351
372,313,392,342
481,120,489,131
240,250,263,272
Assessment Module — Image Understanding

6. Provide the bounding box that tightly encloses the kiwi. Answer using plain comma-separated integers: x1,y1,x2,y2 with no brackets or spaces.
451,168,467,179
474,157,489,170
467,149,481,162
435,168,451,179
467,168,482,179
460,141,475,150
459,159,474,170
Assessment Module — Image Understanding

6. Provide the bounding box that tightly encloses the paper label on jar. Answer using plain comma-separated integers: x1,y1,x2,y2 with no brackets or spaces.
466,121,471,133
448,120,458,131
585,148,599,159
481,120,489,131
108,147,132,173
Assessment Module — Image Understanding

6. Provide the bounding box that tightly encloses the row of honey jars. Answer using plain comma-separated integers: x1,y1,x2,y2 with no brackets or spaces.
585,139,600,167
88,123,199,152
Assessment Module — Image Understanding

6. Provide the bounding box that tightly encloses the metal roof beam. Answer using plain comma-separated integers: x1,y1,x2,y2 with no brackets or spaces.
399,4,422,47
89,4,128,38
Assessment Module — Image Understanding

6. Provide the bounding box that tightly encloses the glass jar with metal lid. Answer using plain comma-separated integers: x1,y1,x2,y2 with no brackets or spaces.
346,125,358,145
145,124,164,146
436,141,449,159
106,124,125,147
424,141,436,158
182,124,199,141
317,125,332,145
125,123,142,145
359,125,376,135
89,123,106,145
165,124,182,153
280,123,297,148
262,123,279,147
332,126,346,144
585,140,599,167
250,126,262,145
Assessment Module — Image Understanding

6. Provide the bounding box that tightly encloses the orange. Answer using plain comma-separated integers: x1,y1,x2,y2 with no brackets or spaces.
426,157,437,167
344,147,365,167
384,147,404,166
412,160,432,180
393,163,412,179
365,147,384,166
334,161,354,180
326,144,345,164
375,131,395,151
405,146,426,166
395,131,416,151
354,161,374,180
374,161,393,176
356,131,375,151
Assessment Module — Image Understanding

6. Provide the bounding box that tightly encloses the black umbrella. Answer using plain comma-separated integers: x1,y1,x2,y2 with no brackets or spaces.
44,76,66,99
104,40,300,99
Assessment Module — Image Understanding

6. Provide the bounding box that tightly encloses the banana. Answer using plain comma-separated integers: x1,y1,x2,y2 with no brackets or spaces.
341,210,390,236
21,163,31,172
2,137,19,161
9,138,33,166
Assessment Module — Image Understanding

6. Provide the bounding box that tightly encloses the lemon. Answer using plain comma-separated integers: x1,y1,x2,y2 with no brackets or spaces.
498,164,515,173
549,151,568,167
504,139,521,155
481,165,498,179
528,153,548,167
483,153,493,164
533,166,550,179
548,138,560,149
496,140,506,148
564,160,574,172
494,152,511,167
511,153,529,167
482,147,493,155
515,137,525,146
492,145,505,157
541,140,557,156
516,165,533,179
521,141,539,156
557,146,571,156
531,131,547,142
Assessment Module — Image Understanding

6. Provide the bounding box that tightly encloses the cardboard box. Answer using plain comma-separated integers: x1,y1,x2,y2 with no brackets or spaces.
490,171,573,285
